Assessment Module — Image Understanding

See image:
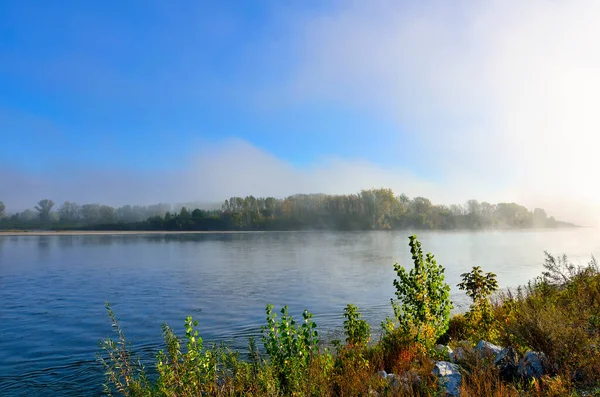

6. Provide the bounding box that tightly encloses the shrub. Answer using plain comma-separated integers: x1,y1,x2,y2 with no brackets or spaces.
330,345,374,395
261,304,321,393
500,254,600,385
438,313,470,344
390,235,452,349
343,304,371,347
541,251,598,285
458,266,500,342
155,316,219,396
100,305,244,397
98,303,149,397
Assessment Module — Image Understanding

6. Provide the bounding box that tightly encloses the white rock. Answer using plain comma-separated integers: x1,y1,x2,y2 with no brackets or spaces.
432,361,462,396
476,340,503,358
433,361,460,377
494,347,518,366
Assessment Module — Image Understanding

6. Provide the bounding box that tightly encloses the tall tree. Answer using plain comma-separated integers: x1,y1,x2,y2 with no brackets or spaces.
0,201,5,219
20,209,36,221
532,208,548,227
58,201,81,222
35,199,55,222
81,204,101,224
98,205,116,223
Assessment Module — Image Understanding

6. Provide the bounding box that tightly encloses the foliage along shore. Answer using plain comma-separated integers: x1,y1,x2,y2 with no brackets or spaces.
0,188,577,232
100,236,600,396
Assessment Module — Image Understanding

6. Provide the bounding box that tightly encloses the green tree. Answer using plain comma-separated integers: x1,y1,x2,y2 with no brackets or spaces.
458,266,499,303
58,201,81,223
35,199,55,222
179,207,190,218
495,202,530,227
409,197,432,228
0,201,5,219
81,204,101,224
99,205,116,224
466,199,482,228
458,266,499,341
20,209,36,221
391,235,452,348
115,205,135,223
191,208,205,219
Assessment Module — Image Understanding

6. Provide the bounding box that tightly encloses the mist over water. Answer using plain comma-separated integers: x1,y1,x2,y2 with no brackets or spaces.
2,136,599,226
1,229,599,396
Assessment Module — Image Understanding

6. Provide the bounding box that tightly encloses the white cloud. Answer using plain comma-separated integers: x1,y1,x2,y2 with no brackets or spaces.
189,139,445,200
1,139,489,214
268,0,600,224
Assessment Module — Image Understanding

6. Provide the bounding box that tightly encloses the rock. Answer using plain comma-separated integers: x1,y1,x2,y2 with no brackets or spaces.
432,361,462,396
387,373,400,389
476,340,503,358
449,341,472,362
433,361,461,378
403,371,422,390
405,370,422,385
387,371,422,393
449,346,466,363
494,347,520,381
518,351,546,379
376,370,404,390
436,344,453,357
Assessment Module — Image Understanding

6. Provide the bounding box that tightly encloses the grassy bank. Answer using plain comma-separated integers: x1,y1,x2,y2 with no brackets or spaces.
99,236,600,396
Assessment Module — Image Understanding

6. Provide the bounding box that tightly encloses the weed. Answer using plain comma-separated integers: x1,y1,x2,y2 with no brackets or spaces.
391,235,452,349
458,266,500,342
261,304,321,394
343,304,370,348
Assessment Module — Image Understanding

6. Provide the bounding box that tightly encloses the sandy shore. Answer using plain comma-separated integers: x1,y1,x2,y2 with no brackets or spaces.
0,230,264,236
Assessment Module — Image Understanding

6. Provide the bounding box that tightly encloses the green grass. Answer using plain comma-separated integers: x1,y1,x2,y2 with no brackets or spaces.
99,239,600,396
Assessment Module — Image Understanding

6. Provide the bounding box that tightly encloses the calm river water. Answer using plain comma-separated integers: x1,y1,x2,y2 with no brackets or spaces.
1,229,599,396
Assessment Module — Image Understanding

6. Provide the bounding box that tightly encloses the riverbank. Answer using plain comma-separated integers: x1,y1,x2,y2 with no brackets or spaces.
99,237,600,396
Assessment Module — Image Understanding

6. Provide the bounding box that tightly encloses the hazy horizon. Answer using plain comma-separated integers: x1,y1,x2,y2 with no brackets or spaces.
3,1,600,225
0,187,580,228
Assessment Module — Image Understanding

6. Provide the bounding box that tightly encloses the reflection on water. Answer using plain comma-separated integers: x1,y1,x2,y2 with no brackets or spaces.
0,229,599,396
36,235,52,260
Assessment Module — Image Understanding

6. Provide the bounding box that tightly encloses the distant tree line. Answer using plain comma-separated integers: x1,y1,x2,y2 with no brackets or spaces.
0,200,173,230
0,188,575,231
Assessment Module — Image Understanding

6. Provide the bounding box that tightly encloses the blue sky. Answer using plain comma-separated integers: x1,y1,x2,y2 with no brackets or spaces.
2,1,600,223
1,1,410,172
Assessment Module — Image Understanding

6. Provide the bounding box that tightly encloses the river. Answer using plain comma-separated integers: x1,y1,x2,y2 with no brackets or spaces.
0,229,598,396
